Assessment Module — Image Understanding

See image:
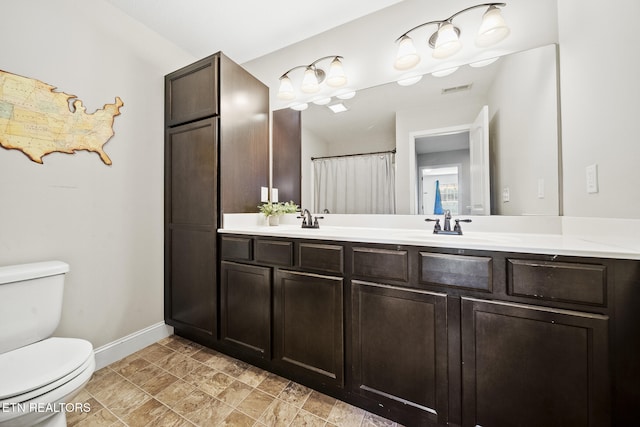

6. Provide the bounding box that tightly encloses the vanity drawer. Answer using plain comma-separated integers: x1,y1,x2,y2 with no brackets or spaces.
419,252,492,292
255,239,294,267
220,236,252,261
352,247,408,283
507,259,607,306
299,243,344,275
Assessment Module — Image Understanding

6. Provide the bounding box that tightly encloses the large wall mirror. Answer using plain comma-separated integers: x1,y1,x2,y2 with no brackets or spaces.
296,44,560,216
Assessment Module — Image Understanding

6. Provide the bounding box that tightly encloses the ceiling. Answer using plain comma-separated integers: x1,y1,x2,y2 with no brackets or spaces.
107,0,559,133
105,0,404,64
107,0,558,110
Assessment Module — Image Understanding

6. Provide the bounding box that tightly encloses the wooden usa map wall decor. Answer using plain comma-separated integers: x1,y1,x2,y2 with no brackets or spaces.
0,69,123,165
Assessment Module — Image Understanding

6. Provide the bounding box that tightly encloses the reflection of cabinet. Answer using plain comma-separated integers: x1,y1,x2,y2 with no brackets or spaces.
274,270,343,388
272,108,301,204
351,281,448,426
164,53,268,341
461,297,609,427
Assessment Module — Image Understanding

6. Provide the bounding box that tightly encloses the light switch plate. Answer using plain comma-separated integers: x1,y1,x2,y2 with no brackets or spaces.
502,187,510,202
261,187,269,202
271,188,279,202
537,178,545,199
586,164,598,194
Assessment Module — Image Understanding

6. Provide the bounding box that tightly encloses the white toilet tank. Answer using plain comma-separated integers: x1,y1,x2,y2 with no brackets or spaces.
0,261,69,355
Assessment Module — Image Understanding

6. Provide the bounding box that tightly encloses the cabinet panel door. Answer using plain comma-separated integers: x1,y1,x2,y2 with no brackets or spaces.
351,281,448,424
167,227,216,335
166,119,218,226
220,261,271,358
164,118,218,336
461,297,609,427
165,55,218,126
274,270,343,387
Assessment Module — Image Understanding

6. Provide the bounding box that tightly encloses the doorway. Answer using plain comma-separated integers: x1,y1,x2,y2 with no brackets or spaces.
420,165,461,215
409,105,490,215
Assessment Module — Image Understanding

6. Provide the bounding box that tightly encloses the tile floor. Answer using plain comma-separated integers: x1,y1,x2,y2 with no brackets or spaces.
68,335,401,426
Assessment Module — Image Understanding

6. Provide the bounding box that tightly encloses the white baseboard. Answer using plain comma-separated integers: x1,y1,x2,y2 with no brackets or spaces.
93,322,174,370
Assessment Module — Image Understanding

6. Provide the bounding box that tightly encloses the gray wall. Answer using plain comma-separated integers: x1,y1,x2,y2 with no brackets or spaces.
489,44,560,216
558,0,640,218
0,0,195,348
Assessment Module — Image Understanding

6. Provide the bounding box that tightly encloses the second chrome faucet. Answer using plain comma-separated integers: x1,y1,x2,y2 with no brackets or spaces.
298,209,324,229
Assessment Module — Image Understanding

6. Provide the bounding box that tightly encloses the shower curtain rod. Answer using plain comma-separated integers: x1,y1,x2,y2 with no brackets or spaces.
311,149,396,161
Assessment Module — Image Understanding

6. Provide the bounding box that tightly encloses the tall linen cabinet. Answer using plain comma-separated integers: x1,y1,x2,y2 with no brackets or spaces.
164,52,269,342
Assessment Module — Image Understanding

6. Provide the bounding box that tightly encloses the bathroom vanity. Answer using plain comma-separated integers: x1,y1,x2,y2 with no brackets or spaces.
170,219,640,427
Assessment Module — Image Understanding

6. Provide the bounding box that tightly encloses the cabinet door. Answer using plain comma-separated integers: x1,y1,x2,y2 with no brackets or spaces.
351,280,448,425
165,55,218,127
220,261,271,358
164,118,218,336
461,297,609,427
274,270,343,387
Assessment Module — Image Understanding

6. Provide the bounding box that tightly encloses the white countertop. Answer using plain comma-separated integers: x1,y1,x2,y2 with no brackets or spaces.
219,223,640,260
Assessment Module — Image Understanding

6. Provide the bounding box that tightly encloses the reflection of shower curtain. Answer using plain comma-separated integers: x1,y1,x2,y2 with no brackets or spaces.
313,152,395,214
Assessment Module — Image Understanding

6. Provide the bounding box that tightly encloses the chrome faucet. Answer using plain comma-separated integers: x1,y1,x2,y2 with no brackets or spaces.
443,210,452,232
297,209,324,229
425,210,472,235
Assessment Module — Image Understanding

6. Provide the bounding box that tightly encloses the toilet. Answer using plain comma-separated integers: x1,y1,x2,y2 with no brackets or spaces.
0,261,95,427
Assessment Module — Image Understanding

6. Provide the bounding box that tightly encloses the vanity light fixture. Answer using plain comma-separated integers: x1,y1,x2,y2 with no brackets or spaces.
277,56,348,101
394,3,510,70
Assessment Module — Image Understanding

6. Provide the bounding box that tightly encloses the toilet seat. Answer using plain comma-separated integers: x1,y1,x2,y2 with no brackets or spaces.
0,337,94,403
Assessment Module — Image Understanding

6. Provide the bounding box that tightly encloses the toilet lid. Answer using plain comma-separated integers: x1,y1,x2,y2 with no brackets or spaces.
0,337,94,401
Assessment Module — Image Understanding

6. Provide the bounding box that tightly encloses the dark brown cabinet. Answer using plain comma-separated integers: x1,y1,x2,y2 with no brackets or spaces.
461,297,610,427
351,280,449,425
209,234,638,427
164,53,268,341
274,270,344,388
220,261,271,358
165,119,218,337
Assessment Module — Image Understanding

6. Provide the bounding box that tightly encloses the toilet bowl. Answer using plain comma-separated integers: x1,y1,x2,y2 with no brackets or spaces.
0,261,96,427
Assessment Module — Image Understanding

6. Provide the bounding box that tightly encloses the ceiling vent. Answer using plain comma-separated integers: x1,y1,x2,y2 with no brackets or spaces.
441,83,473,94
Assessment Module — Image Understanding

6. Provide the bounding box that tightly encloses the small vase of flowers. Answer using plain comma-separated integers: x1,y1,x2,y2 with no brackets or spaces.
258,201,299,226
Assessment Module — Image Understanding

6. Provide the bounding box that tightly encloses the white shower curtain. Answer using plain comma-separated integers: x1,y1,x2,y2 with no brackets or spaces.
313,152,395,214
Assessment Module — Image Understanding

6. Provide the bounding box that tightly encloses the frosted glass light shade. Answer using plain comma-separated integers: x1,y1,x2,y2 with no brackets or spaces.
432,22,462,59
431,66,459,77
476,6,510,47
397,75,423,86
326,57,347,87
312,97,332,105
290,102,308,111
277,75,296,100
301,67,320,93
394,36,421,70
335,90,356,100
